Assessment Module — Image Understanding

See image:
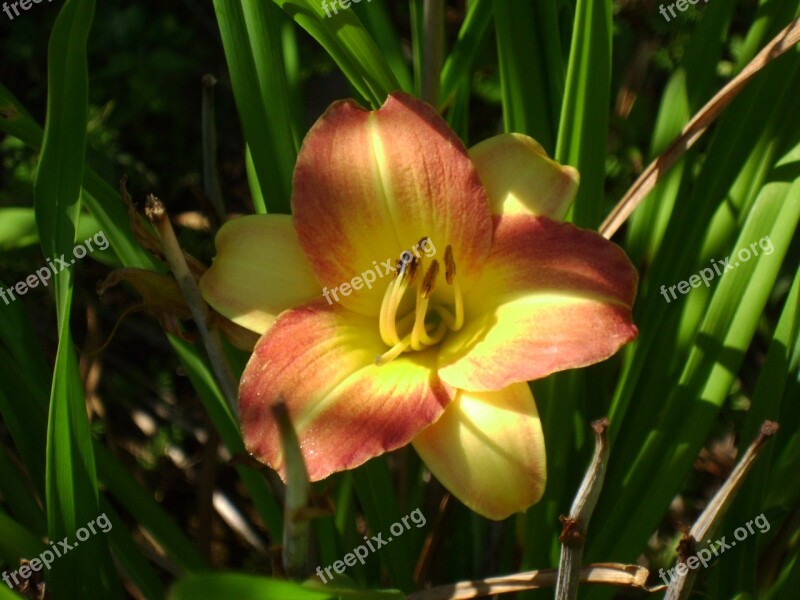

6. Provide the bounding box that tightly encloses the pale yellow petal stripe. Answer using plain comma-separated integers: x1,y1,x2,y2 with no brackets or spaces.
469,133,579,221
412,382,546,521
199,214,321,335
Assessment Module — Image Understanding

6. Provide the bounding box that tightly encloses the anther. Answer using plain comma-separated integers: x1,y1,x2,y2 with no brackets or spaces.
421,259,439,299
444,245,456,284
401,255,419,283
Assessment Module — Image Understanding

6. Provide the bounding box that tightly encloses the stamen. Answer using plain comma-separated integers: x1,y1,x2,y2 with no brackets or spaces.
421,259,439,299
444,245,456,284
376,239,461,363
424,320,448,346
388,256,418,323
432,305,457,329
444,245,464,331
379,278,399,346
452,278,464,330
411,260,439,350
379,256,419,346
402,254,420,282
375,320,443,365
375,333,412,365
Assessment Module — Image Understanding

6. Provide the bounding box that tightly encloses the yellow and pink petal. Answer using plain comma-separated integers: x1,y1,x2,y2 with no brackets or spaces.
438,215,638,391
291,92,493,316
199,215,321,335
469,133,579,221
412,382,546,521
239,301,455,481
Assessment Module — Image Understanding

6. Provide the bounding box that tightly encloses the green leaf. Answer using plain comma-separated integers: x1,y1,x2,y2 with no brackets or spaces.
0,447,46,537
593,132,800,571
170,338,284,539
0,509,45,565
99,501,165,600
32,1,119,597
626,0,736,264
556,0,612,228
439,0,493,111
720,265,800,597
0,209,39,250
351,457,414,592
494,0,563,153
94,444,208,574
0,83,156,271
169,573,332,600
352,1,412,93
0,586,24,600
272,0,400,108
213,0,297,213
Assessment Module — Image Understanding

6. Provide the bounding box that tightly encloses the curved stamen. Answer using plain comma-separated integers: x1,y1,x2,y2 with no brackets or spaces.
375,320,443,365
379,277,400,346
452,278,464,330
422,320,448,347
375,333,412,365
379,256,419,346
411,260,439,350
432,305,457,329
377,238,463,364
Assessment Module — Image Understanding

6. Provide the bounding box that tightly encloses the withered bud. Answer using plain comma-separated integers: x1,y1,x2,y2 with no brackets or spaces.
144,194,167,224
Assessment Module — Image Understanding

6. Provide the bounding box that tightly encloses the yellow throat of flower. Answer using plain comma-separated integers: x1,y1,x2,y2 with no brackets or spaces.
376,242,463,364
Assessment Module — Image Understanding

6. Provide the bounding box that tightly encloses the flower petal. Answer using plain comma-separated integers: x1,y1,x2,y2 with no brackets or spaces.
469,133,578,220
239,302,454,481
199,215,321,335
412,382,546,520
292,92,493,316
438,215,638,391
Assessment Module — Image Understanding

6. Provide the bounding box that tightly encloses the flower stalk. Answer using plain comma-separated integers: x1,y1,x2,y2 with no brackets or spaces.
145,194,239,418
665,420,779,600
555,418,611,600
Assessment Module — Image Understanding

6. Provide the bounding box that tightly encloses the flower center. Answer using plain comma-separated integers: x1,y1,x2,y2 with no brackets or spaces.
376,241,463,365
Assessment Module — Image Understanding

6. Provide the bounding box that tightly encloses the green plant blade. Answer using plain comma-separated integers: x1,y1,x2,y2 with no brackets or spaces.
556,0,612,228
213,0,296,213
271,0,400,108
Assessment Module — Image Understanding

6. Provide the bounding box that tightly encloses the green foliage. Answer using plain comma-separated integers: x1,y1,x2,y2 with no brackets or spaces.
1,0,799,599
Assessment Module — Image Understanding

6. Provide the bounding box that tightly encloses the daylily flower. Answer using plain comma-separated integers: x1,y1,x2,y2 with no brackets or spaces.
200,92,638,520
